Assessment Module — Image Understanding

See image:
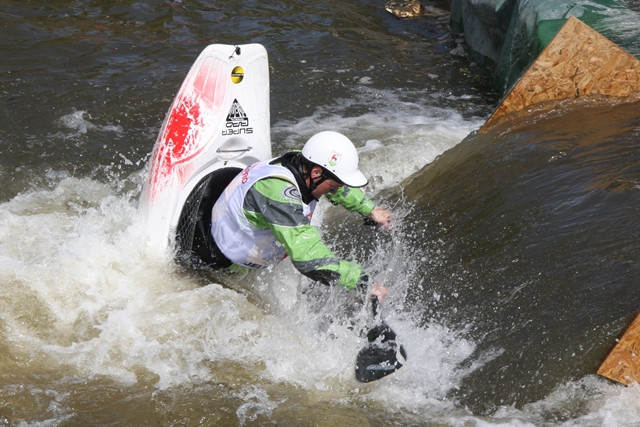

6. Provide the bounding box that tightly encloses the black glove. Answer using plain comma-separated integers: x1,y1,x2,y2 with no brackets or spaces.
356,274,369,293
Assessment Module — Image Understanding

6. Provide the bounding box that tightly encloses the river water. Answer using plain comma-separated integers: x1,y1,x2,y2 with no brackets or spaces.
1,1,639,426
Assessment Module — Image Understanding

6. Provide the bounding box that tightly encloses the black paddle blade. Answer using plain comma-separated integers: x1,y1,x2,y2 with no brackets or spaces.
355,341,407,383
366,323,397,343
355,321,407,383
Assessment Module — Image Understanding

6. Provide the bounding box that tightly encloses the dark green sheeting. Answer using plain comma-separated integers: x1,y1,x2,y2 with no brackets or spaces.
451,0,640,96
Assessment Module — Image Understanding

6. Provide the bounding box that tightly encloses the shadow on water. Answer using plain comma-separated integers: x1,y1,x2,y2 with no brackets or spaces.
392,99,640,414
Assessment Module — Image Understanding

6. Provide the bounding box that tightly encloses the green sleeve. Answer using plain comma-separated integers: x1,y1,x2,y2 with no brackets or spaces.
243,177,363,290
325,186,375,216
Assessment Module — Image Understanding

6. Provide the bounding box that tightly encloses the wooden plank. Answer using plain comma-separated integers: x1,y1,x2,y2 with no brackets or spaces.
597,310,640,385
481,16,640,131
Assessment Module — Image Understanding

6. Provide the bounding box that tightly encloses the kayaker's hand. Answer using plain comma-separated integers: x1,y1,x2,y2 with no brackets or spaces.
368,207,393,231
371,283,388,302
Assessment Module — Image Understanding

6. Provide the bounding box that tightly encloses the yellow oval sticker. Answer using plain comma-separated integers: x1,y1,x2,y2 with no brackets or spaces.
231,66,244,84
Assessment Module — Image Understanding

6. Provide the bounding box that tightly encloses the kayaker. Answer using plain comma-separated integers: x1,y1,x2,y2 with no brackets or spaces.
206,130,391,298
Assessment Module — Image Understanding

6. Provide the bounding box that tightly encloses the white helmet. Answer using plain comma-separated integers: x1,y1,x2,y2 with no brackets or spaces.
301,131,368,187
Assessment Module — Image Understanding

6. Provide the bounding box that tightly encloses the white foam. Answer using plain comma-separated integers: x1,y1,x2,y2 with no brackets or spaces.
0,172,485,409
54,110,124,139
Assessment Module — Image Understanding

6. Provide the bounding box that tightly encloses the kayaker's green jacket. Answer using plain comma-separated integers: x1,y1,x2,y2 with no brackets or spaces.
211,152,374,290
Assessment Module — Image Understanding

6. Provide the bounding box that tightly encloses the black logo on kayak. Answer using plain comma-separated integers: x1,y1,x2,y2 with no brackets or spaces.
223,99,253,135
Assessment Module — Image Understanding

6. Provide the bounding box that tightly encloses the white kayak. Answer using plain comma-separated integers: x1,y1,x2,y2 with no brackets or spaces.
139,43,272,257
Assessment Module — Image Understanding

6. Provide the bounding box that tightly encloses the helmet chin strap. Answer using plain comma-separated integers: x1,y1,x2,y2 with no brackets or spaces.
308,168,329,199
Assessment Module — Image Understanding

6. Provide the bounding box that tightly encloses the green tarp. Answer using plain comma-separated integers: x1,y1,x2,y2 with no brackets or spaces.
451,0,640,95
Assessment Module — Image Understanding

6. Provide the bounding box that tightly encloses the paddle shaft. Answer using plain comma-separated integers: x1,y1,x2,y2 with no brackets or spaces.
371,294,380,317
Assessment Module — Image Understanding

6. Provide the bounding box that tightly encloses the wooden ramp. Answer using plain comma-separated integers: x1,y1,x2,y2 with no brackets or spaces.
598,310,640,385
481,15,640,131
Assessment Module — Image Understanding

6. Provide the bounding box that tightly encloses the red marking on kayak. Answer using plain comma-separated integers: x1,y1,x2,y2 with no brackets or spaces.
147,95,206,201
145,56,225,203
164,98,202,160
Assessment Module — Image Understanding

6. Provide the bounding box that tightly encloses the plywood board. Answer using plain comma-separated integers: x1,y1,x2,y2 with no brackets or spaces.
597,310,640,385
482,16,640,131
